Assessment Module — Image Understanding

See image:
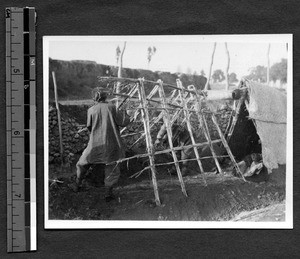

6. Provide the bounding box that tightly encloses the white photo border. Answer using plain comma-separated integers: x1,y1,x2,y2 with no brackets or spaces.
43,34,293,229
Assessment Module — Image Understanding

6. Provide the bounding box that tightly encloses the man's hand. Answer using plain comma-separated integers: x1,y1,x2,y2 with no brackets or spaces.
77,127,88,133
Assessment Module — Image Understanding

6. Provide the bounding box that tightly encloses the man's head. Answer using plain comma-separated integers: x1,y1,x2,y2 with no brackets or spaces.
93,88,109,102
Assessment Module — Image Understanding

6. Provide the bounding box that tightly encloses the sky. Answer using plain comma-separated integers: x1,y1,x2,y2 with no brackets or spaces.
46,35,289,80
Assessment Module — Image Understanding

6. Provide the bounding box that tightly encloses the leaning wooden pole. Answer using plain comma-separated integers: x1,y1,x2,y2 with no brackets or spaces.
225,42,230,90
211,114,246,181
204,42,217,91
117,83,138,110
137,78,161,205
158,80,188,196
177,79,206,178
52,71,64,167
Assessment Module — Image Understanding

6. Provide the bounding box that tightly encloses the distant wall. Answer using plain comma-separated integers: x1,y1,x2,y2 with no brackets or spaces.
49,59,207,100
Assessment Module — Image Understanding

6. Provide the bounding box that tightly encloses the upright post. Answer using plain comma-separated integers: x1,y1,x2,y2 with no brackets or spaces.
158,80,188,196
52,71,64,167
137,78,161,205
204,42,217,91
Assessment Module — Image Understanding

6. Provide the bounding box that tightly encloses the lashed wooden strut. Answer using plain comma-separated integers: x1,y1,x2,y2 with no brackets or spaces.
137,78,161,205
158,80,188,196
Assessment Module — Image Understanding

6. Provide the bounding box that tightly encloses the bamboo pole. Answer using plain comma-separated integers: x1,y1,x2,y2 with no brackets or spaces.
137,78,161,206
177,79,205,175
100,76,235,101
52,71,64,167
120,84,159,135
107,139,223,166
211,113,246,181
130,155,230,178
117,83,138,110
204,42,217,91
99,76,201,96
225,42,230,91
158,80,188,196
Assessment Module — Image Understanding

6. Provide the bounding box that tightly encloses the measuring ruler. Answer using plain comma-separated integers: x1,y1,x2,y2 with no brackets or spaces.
6,7,36,252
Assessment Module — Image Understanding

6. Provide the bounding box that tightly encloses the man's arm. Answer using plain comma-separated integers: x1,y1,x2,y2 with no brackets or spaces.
86,109,92,132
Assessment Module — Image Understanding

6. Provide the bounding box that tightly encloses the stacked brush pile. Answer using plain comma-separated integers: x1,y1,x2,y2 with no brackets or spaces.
48,100,233,166
49,105,89,165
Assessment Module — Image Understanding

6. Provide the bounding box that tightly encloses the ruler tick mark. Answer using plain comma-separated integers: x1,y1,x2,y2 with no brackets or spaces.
7,7,37,252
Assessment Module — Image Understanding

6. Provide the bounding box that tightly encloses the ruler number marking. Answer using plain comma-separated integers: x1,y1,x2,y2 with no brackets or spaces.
7,7,36,252
6,9,11,18
13,131,20,135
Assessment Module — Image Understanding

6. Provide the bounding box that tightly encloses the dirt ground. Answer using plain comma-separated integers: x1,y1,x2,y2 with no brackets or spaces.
48,163,286,221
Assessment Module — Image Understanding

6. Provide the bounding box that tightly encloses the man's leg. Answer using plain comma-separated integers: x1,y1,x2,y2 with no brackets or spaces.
69,160,90,192
104,164,120,201
76,162,90,185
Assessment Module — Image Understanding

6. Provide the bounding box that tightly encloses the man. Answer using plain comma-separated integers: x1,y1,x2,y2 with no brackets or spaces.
155,123,192,176
70,88,131,202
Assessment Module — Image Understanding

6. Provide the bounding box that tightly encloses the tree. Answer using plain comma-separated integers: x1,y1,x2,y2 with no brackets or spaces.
117,42,127,78
200,69,205,76
116,46,121,65
224,42,230,90
147,46,157,69
212,69,225,83
270,58,287,83
228,72,238,84
246,65,267,83
116,42,127,107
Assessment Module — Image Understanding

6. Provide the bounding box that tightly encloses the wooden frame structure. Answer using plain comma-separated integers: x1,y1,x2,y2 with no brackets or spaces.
100,76,244,206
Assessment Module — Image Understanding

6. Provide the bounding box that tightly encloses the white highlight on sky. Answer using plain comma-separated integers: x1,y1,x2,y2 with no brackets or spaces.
47,35,289,80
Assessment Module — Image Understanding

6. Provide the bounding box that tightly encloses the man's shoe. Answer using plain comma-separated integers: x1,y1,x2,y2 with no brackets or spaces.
105,194,116,202
105,186,116,202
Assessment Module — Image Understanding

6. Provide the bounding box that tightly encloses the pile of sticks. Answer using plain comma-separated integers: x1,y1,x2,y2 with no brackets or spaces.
99,76,244,206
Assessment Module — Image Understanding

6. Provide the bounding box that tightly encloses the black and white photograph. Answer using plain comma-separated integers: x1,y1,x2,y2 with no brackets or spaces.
43,35,292,228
